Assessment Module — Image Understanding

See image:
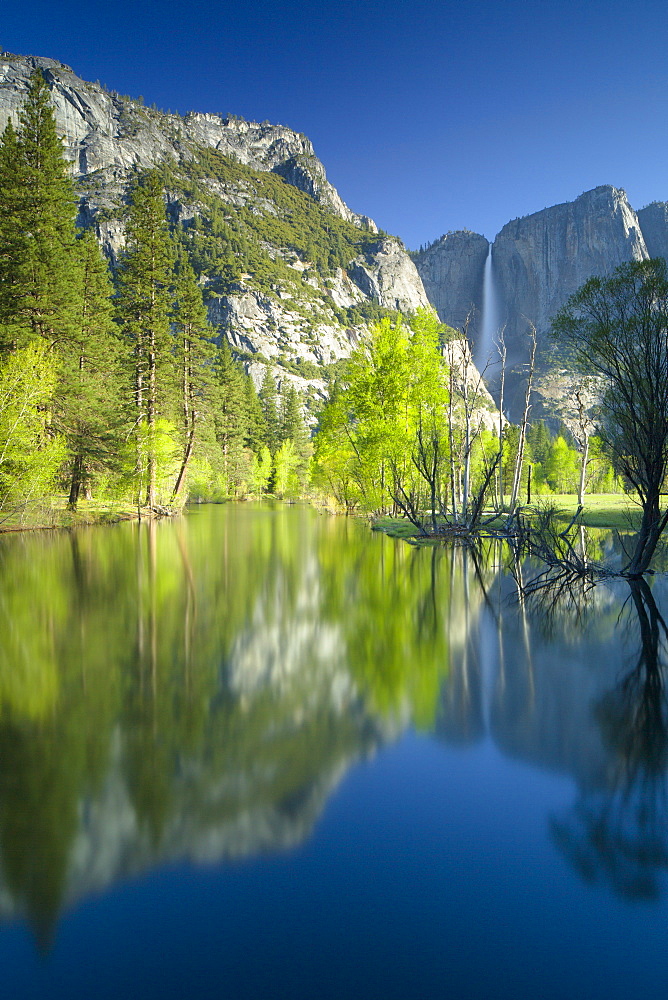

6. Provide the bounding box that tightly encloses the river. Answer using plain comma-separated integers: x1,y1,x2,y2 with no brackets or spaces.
0,503,666,998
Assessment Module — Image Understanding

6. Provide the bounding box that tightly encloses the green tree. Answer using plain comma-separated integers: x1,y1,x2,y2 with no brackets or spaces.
527,420,553,466
0,341,66,521
215,336,253,496
544,435,581,493
0,71,79,349
116,171,176,507
244,373,269,454
279,382,311,494
171,247,214,502
59,230,124,508
313,310,449,519
553,258,668,574
258,365,280,454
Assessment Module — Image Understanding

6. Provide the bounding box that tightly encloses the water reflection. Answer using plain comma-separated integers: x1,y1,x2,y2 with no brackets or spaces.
3,507,668,949
0,506,473,944
551,578,668,900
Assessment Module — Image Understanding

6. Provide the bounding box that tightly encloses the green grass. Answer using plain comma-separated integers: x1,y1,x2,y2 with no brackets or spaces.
371,516,421,540
371,494,643,544
528,493,641,530
0,497,159,532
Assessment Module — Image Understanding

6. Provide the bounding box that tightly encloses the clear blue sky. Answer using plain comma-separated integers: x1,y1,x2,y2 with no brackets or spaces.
4,0,668,248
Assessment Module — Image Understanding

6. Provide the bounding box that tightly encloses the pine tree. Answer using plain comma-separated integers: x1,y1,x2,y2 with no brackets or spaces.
215,336,251,495
116,171,175,507
527,420,552,466
171,247,214,501
279,382,311,495
258,365,280,454
244,373,268,454
0,119,25,348
0,71,79,348
58,231,123,508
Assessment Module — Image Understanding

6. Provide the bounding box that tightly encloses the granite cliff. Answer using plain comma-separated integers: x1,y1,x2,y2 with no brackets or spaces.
492,185,647,376
413,230,489,336
0,53,429,405
415,185,656,419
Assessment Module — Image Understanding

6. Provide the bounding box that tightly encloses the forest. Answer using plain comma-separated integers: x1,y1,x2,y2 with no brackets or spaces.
0,69,613,531
0,71,313,525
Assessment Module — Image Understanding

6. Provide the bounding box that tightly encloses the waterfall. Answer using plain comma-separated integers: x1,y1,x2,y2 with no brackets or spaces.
477,244,499,371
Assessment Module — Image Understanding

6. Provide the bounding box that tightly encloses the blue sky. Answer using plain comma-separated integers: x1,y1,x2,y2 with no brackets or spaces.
4,0,668,248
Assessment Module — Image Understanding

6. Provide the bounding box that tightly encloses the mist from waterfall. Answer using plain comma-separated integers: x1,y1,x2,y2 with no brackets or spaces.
476,244,499,372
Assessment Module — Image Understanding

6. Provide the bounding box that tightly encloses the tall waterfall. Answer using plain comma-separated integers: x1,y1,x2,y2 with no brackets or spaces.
477,244,499,371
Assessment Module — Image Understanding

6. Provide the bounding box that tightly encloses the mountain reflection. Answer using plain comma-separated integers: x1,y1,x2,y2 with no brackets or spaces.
4,508,668,947
0,505,469,945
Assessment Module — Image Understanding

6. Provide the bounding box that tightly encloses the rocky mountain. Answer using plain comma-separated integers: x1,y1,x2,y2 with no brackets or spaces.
492,186,647,371
414,185,664,420
637,202,668,259
415,230,489,335
0,53,429,404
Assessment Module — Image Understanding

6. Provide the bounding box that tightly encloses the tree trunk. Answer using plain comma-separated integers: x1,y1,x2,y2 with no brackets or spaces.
578,434,589,506
68,452,84,509
145,329,156,508
509,324,536,514
625,493,668,577
172,412,196,502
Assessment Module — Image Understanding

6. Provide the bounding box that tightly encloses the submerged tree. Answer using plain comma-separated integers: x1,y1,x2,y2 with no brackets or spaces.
553,259,668,576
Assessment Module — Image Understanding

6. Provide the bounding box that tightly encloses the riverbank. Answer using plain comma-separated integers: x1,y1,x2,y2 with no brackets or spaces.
0,498,181,533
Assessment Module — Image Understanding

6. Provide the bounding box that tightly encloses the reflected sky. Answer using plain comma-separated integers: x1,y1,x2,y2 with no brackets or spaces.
1,505,668,998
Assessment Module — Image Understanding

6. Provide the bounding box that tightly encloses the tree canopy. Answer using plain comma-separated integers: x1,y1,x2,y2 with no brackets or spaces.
553,258,668,575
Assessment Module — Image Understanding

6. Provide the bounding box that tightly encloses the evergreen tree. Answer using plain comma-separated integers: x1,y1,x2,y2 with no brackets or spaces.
279,382,311,494
0,119,24,348
280,383,308,447
116,171,175,507
215,337,251,495
171,247,214,501
0,71,79,348
58,230,124,507
526,420,552,466
258,365,280,454
244,373,268,454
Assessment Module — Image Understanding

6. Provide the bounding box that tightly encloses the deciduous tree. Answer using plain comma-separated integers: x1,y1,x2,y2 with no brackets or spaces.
553,258,668,575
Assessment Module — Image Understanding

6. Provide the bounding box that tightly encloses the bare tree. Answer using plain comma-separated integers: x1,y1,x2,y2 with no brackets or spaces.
496,328,507,510
508,321,537,514
572,384,596,506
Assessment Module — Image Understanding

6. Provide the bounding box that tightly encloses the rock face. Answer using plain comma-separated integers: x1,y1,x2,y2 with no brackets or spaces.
0,51,436,405
0,53,366,225
348,237,430,313
413,230,489,334
493,186,647,370
416,186,653,419
637,202,668,259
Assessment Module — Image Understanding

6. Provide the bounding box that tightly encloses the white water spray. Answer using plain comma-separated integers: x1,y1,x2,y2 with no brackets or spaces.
477,244,499,371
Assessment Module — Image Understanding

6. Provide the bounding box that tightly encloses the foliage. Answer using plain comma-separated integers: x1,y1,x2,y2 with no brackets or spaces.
0,71,79,348
0,342,66,520
313,310,451,517
553,258,668,574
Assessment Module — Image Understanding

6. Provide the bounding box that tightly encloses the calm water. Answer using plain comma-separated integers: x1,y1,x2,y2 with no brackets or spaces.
0,503,667,999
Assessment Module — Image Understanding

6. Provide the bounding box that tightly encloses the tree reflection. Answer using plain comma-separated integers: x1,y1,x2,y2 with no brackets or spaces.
551,578,668,900
0,506,488,947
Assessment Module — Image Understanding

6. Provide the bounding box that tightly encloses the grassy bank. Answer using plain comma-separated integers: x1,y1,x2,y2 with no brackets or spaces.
0,498,176,533
372,493,642,543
